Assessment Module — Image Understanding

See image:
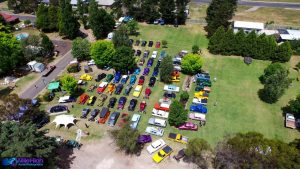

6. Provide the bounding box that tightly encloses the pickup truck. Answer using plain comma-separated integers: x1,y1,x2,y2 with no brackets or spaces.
167,133,188,144
286,113,296,129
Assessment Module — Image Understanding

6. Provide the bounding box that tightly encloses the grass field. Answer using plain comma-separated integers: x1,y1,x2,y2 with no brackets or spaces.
42,24,300,147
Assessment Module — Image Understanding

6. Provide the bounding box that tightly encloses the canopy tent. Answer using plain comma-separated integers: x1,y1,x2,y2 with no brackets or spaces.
48,82,60,90
52,115,77,128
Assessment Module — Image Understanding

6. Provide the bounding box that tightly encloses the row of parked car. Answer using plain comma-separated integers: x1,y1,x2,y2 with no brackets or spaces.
131,39,161,48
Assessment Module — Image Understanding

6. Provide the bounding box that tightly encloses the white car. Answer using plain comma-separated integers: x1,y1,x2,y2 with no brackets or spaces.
87,59,95,66
58,96,74,103
192,98,208,105
146,139,166,154
163,85,180,92
151,51,158,58
145,126,164,137
174,65,181,71
148,118,167,127
152,108,169,119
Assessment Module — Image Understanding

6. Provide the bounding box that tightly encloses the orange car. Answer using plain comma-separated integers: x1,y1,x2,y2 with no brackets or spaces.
79,93,89,104
106,83,115,95
98,107,110,124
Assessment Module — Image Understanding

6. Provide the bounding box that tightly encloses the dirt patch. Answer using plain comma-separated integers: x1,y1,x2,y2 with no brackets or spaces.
68,135,197,169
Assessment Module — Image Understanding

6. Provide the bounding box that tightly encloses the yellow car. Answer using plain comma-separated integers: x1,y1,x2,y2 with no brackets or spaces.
194,91,209,99
80,74,93,81
152,145,173,163
133,85,143,97
87,96,96,105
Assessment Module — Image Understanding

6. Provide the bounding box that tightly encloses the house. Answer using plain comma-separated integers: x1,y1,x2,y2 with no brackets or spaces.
278,29,300,41
233,21,264,33
0,12,19,24
27,61,45,73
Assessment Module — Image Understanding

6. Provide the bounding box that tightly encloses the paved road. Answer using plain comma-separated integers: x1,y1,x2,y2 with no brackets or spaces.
193,0,300,8
19,50,73,99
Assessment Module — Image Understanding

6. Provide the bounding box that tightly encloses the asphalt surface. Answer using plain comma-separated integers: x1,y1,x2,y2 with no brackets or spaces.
193,0,300,8
19,50,73,99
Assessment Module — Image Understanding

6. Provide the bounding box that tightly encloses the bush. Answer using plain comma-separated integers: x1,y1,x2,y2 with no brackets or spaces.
162,40,168,48
42,91,53,102
181,53,204,75
24,19,31,25
180,91,190,103
296,62,300,70
192,45,200,54
67,63,80,73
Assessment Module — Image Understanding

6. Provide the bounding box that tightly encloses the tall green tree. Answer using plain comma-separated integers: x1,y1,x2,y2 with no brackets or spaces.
273,41,293,62
168,100,188,126
205,0,237,37
181,53,204,75
48,5,59,31
111,46,136,74
159,0,175,24
90,40,115,68
8,0,38,13
259,63,291,103
283,95,300,118
41,33,54,57
208,26,225,54
72,37,91,61
112,25,131,48
89,0,115,39
58,0,80,39
185,138,211,169
126,20,139,35
60,75,78,95
0,122,58,168
160,55,174,83
141,0,160,23
0,32,23,75
36,3,49,31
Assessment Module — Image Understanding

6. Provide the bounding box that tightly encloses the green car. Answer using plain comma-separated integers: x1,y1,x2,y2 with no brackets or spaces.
105,74,114,83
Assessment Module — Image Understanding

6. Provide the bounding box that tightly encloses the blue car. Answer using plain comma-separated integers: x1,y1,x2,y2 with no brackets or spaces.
134,67,140,75
130,75,137,85
114,71,122,83
121,75,129,84
152,68,159,77
195,73,210,81
147,58,154,67
190,104,208,114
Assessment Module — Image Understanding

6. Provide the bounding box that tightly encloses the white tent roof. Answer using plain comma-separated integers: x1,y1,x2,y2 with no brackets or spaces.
52,115,77,128
234,21,264,30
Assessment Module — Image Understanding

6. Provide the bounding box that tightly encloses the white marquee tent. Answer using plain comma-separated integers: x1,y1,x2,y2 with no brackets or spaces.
52,115,77,128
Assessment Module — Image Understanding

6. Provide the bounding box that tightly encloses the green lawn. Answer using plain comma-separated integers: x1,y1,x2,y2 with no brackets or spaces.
42,24,300,146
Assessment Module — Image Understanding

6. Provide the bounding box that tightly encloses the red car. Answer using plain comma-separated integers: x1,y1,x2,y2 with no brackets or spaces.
79,94,89,104
118,113,129,127
138,76,145,85
98,107,110,124
155,42,161,48
178,122,198,131
139,101,147,112
97,82,108,94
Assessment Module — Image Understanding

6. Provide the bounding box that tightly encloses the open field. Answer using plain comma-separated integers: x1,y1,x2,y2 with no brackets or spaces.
42,24,300,147
188,3,300,26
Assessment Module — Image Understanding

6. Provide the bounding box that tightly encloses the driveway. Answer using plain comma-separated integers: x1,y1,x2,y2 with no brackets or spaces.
19,49,73,99
193,0,300,8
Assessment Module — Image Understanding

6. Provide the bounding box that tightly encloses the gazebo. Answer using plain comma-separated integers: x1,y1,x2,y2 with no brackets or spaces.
52,115,77,128
48,82,60,92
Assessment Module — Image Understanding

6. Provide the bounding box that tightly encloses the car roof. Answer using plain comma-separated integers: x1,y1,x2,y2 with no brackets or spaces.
132,114,140,120
100,107,109,118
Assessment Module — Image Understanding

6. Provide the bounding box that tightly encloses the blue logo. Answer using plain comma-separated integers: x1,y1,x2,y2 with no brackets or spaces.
1,157,44,167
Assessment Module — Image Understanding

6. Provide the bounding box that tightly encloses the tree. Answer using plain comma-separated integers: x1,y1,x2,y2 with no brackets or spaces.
273,41,292,62
162,40,168,48
126,20,139,35
296,62,300,70
90,40,115,68
214,132,300,169
112,25,131,48
36,3,49,31
20,34,43,61
41,33,54,57
72,37,91,61
60,75,78,95
168,100,188,126
24,19,31,25
160,55,174,83
8,0,38,13
58,0,80,39
192,45,200,54
89,0,115,39
208,26,225,54
0,122,58,168
0,32,23,75
48,5,59,31
205,0,237,37
259,63,291,103
111,46,136,74
180,91,189,103
141,0,160,23
283,95,300,118
109,122,142,154
181,53,204,75
159,0,175,24
185,138,211,169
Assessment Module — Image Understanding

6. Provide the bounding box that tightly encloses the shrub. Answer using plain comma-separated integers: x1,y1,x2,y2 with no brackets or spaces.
67,63,80,73
42,91,53,102
180,91,190,103
192,45,200,54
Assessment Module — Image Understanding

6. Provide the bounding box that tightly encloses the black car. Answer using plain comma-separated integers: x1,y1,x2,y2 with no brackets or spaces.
88,109,100,121
164,91,176,98
124,84,132,95
129,39,134,46
108,97,117,108
135,40,140,46
149,77,156,87
115,84,123,95
143,50,150,58
50,105,68,113
35,116,50,129
141,40,147,47
107,112,120,127
128,99,138,111
155,60,161,68
148,41,153,47
95,73,106,82
136,50,141,56
81,108,90,118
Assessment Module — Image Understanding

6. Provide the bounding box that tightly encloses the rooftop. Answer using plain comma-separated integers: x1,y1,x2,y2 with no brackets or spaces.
233,21,264,30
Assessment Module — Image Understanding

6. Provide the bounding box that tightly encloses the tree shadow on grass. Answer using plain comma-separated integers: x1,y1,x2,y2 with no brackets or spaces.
56,146,76,169
0,87,13,99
